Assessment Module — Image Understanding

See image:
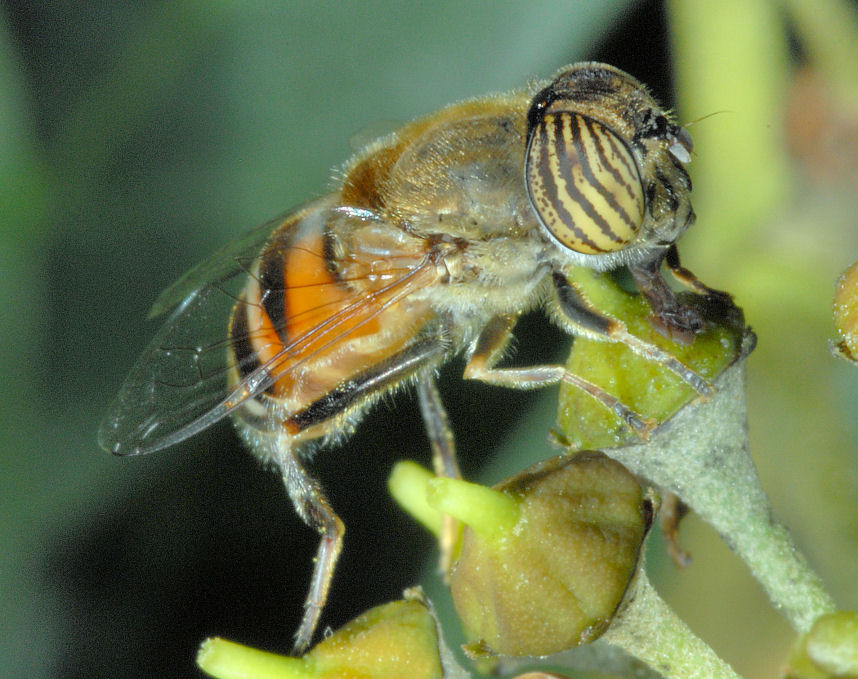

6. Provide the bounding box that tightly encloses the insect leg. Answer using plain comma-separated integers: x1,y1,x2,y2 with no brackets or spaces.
660,490,692,568
279,446,345,655
276,333,450,651
664,244,721,295
627,250,705,343
664,244,743,327
417,376,460,479
416,376,461,575
552,272,713,396
664,243,730,298
462,314,654,434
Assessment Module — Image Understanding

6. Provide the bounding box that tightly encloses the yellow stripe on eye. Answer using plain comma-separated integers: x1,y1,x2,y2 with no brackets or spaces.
526,112,644,255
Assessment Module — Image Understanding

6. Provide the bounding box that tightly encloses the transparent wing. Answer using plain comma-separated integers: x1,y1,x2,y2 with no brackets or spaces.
147,212,290,320
98,206,303,456
98,197,435,456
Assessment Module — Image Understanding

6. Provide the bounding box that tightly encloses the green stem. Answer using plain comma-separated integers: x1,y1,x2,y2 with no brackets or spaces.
197,637,307,679
606,364,836,632
426,476,519,542
599,573,741,679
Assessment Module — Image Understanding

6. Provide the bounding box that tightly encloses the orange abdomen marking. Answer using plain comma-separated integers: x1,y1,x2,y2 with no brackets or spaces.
231,218,437,416
281,234,383,347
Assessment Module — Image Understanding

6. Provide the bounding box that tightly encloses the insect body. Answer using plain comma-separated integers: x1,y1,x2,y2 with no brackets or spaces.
99,62,728,652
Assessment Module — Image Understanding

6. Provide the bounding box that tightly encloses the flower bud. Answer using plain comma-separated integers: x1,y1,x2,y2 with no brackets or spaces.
197,597,443,679
834,261,858,363
445,451,651,657
557,267,750,450
789,611,858,678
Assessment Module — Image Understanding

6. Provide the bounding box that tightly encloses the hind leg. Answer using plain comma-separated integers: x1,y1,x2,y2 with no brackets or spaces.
279,447,344,655
417,376,461,575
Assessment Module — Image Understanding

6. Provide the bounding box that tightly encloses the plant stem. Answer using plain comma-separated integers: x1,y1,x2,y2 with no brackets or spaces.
606,363,836,632
598,573,742,679
197,637,306,679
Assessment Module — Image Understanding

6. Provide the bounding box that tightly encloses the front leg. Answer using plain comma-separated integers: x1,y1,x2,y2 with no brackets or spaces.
664,243,725,297
664,244,744,329
630,245,745,343
551,272,713,396
628,249,704,344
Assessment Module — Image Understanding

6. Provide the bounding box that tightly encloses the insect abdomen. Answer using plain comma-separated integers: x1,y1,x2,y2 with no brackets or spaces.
227,206,441,439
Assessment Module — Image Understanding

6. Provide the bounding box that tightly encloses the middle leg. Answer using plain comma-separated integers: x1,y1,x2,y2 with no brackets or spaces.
417,375,462,575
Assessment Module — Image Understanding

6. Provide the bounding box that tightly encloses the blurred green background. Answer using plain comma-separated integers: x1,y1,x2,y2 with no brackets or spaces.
3,1,858,678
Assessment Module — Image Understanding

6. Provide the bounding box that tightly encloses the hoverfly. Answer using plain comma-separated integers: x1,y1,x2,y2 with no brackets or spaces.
99,62,730,653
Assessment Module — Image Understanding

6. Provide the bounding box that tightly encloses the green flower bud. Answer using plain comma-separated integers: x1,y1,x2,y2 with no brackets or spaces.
197,598,443,679
444,451,651,657
834,261,858,363
557,267,750,450
789,611,858,678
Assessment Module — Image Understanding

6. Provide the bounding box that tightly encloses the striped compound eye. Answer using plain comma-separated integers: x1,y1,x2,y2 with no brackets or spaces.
526,112,645,255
